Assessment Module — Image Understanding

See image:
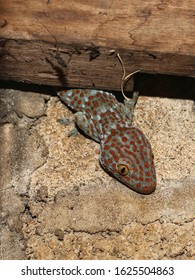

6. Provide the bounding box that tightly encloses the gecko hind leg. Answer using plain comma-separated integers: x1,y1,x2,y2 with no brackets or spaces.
58,113,100,141
57,117,74,126
67,127,79,137
74,112,100,142
57,117,79,137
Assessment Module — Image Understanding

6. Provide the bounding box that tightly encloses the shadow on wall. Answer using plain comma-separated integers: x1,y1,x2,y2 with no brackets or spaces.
0,73,194,101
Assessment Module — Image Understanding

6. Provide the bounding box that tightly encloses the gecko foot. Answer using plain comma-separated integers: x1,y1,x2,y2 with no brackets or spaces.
57,117,79,137
124,91,139,110
68,127,79,137
57,117,74,126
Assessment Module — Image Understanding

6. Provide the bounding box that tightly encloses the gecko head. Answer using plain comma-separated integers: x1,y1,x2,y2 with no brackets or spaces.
100,127,156,194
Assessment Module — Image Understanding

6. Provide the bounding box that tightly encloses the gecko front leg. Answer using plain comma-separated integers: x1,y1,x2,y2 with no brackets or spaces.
122,91,139,124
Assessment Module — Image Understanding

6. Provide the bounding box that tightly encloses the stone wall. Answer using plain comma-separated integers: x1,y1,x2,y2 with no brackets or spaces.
0,85,194,259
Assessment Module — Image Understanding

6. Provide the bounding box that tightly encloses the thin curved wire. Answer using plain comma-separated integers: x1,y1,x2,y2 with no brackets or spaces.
116,53,140,100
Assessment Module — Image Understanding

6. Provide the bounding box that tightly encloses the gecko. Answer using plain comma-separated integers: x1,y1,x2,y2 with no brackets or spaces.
57,88,156,194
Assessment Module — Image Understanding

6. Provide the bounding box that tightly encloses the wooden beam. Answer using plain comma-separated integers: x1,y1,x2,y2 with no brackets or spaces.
0,0,194,90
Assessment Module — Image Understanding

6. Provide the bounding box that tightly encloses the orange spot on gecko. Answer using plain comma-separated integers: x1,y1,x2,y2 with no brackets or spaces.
93,101,99,107
96,92,101,97
105,135,111,144
116,124,122,131
111,129,116,136
133,167,138,172
145,178,151,183
139,165,143,171
145,171,150,177
122,137,127,142
136,183,141,188
125,177,131,182
110,150,119,162
112,163,116,169
104,145,109,150
115,146,126,159
143,186,150,191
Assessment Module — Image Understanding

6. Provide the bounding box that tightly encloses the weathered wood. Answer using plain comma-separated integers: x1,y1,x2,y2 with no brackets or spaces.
0,0,194,90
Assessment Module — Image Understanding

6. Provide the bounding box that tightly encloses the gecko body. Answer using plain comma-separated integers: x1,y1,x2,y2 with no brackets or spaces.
58,89,156,194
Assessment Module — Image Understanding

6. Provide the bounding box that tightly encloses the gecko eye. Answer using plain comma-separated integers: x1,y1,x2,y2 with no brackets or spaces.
118,164,129,176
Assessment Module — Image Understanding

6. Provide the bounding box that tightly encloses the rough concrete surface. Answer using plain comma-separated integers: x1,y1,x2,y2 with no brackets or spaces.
0,87,194,260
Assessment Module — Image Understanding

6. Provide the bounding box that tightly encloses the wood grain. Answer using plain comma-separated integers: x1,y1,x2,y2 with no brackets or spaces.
0,0,194,89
